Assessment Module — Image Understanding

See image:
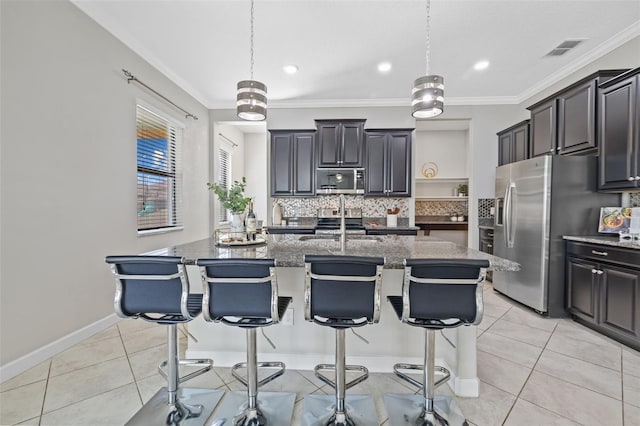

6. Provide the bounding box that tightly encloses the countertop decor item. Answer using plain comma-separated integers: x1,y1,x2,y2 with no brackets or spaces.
598,207,631,233
207,177,251,214
421,162,438,178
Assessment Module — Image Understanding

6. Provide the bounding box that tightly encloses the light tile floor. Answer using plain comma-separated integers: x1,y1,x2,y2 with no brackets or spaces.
1,283,639,426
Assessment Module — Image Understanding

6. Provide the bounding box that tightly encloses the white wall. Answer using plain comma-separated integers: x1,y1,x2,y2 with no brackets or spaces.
0,1,210,368
415,130,468,178
244,133,269,222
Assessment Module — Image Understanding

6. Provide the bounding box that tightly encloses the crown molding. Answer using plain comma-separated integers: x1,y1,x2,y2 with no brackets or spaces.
516,22,640,105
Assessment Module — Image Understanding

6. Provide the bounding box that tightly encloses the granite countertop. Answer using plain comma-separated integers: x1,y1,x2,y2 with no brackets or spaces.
415,215,468,225
146,235,519,271
563,235,640,250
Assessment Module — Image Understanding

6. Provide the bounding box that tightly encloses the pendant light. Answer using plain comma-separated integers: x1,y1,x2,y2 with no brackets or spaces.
412,0,444,118
237,0,267,121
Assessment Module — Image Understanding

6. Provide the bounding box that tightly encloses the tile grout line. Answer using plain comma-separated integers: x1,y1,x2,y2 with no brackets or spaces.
37,360,52,426
118,322,145,406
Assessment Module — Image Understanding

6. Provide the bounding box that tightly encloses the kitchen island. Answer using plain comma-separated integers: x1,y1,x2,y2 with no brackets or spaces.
145,234,519,397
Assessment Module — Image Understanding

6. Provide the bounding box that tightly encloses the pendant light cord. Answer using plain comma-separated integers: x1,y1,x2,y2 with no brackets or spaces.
250,0,255,80
425,0,431,76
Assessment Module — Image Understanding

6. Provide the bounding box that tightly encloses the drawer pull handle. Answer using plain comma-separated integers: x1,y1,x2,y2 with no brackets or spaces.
628,177,635,181
487,233,494,237
591,269,598,274
597,270,604,275
635,176,640,181
591,250,608,256
487,244,493,248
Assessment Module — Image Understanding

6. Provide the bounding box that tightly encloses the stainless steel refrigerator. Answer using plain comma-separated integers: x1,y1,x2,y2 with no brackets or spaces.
493,155,619,317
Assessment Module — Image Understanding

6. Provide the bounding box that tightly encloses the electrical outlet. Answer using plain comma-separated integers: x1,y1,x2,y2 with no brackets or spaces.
281,307,294,326
490,207,495,215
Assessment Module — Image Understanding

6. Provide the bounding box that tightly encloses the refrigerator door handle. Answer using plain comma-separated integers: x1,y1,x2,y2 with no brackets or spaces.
504,182,516,248
507,182,516,248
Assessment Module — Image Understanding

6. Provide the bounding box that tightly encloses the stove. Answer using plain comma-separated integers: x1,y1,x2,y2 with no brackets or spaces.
315,208,365,233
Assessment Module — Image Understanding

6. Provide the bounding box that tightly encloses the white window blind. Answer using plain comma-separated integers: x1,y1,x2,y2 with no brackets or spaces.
217,147,231,223
136,105,183,232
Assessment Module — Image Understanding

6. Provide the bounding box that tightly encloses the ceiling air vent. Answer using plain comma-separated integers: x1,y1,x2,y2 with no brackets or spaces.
544,39,586,57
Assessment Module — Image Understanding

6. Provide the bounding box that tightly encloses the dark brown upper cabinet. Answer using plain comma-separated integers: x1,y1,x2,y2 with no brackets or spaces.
364,129,412,197
527,70,627,158
270,130,316,197
497,120,529,166
316,119,365,167
598,67,640,191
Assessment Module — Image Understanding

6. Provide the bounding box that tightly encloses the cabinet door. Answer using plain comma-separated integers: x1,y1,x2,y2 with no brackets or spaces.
270,133,293,196
364,133,387,196
512,124,529,162
387,132,411,196
341,121,364,167
558,80,596,155
317,122,341,167
566,257,598,323
530,100,557,157
293,133,315,195
599,264,640,341
498,132,512,166
599,76,638,190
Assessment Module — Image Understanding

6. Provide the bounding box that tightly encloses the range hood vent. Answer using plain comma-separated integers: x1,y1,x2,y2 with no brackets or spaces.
544,39,586,57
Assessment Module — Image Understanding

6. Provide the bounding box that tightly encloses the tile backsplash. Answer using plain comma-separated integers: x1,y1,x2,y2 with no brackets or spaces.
415,199,468,216
478,198,495,219
273,196,410,217
630,192,640,207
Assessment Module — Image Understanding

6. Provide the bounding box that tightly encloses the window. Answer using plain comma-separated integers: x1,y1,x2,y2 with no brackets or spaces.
217,147,231,223
136,105,183,232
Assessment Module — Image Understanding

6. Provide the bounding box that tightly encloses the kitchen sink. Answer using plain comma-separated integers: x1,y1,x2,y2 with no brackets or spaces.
297,235,382,243
298,235,339,241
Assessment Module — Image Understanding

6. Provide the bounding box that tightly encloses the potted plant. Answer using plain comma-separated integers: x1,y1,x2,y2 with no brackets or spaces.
207,177,251,230
457,183,468,197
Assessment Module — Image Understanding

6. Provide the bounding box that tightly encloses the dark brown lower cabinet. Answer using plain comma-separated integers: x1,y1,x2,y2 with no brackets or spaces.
566,241,640,350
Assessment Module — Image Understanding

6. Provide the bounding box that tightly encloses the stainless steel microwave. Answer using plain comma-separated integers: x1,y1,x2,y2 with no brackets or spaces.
316,168,365,194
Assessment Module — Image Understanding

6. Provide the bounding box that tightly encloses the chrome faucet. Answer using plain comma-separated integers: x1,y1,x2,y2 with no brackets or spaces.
339,194,346,252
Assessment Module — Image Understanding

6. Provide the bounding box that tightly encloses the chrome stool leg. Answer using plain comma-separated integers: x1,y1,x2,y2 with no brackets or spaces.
125,324,224,426
383,330,467,426
211,328,296,426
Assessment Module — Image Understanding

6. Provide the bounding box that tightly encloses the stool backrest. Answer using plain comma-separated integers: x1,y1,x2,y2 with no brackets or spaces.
196,259,278,322
105,255,191,319
403,259,489,327
304,255,384,325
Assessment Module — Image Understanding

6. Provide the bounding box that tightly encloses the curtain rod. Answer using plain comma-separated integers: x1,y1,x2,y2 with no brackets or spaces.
218,133,239,147
122,69,198,120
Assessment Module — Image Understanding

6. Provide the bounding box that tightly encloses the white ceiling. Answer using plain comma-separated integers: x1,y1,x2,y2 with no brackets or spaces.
72,0,640,110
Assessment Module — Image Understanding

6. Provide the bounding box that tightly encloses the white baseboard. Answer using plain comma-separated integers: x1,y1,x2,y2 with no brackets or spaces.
0,314,120,383
186,349,474,397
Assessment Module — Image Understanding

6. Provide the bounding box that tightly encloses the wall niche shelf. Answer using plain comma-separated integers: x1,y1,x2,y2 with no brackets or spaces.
415,177,468,183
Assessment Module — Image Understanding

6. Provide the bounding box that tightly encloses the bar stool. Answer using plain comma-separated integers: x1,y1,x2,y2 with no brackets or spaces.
302,255,384,426
105,255,223,426
196,258,295,426
383,259,489,426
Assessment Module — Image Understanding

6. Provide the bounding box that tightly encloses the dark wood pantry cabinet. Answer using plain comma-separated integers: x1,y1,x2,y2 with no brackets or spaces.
527,70,626,158
364,129,412,197
270,130,316,197
315,119,365,167
497,120,529,165
566,240,640,350
598,67,640,191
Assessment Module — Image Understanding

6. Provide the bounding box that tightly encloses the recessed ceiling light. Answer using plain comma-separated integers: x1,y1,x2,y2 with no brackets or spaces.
377,62,392,73
283,64,299,74
473,60,490,71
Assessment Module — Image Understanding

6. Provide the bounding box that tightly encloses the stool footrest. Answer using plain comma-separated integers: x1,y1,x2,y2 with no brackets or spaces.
314,363,369,390
393,363,450,390
158,358,213,384
231,361,286,387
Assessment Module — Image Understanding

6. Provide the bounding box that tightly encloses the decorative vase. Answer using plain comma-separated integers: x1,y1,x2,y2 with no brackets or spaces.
231,212,244,232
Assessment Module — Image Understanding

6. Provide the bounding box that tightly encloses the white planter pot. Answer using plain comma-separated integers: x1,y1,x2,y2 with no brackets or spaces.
231,212,244,232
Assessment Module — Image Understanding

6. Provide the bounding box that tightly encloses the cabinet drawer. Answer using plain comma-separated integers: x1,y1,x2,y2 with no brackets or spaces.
566,241,640,268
